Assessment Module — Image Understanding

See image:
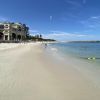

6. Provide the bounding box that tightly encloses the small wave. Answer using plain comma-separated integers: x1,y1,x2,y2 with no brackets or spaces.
51,48,58,51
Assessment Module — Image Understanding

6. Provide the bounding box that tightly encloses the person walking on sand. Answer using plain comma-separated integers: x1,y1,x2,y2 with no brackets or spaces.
44,43,47,48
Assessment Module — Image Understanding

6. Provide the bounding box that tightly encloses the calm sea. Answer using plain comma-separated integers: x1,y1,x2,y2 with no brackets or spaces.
49,42,100,66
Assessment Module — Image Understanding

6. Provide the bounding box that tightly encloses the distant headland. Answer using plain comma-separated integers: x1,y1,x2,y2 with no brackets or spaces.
68,41,100,43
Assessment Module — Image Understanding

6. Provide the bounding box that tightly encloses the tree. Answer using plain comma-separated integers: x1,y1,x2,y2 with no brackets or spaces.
39,34,42,38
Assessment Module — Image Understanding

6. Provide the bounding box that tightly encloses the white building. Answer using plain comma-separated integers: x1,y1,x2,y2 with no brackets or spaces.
0,22,29,41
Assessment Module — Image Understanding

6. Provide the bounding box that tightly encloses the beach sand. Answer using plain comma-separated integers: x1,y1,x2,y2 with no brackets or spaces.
0,43,100,100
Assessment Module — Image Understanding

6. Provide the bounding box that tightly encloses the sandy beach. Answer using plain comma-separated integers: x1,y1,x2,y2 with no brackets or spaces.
0,43,100,100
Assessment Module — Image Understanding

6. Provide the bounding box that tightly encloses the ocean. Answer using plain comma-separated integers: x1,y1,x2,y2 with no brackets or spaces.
48,42,100,66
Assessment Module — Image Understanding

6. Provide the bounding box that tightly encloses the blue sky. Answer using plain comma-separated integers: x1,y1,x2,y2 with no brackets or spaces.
0,0,100,41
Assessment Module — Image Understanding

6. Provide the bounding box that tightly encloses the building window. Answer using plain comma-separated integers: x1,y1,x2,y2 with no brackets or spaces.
18,28,21,31
5,35,8,40
0,25,4,29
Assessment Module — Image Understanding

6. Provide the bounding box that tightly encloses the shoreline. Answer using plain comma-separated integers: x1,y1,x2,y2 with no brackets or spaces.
47,44,100,88
0,43,100,100
48,42,100,65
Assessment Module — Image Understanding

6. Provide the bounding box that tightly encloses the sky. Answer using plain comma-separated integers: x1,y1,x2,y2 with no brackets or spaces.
0,0,100,41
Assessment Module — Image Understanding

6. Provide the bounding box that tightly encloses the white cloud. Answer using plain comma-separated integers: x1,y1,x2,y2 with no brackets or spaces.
90,16,100,19
29,29,40,36
65,0,82,7
29,29,39,33
43,31,89,40
0,16,8,21
80,15,100,29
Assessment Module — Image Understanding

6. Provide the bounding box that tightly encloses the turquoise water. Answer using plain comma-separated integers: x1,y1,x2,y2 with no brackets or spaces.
49,42,100,65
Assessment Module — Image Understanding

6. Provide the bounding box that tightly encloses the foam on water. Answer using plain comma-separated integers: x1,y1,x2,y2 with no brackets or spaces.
51,48,58,52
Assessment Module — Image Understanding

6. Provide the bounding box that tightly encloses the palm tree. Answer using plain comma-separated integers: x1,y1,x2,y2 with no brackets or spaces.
39,34,42,38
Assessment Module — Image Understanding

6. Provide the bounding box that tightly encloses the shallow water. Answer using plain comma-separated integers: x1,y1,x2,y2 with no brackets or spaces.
49,42,100,66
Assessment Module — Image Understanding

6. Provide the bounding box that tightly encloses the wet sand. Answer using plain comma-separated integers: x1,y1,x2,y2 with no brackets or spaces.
0,43,100,100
